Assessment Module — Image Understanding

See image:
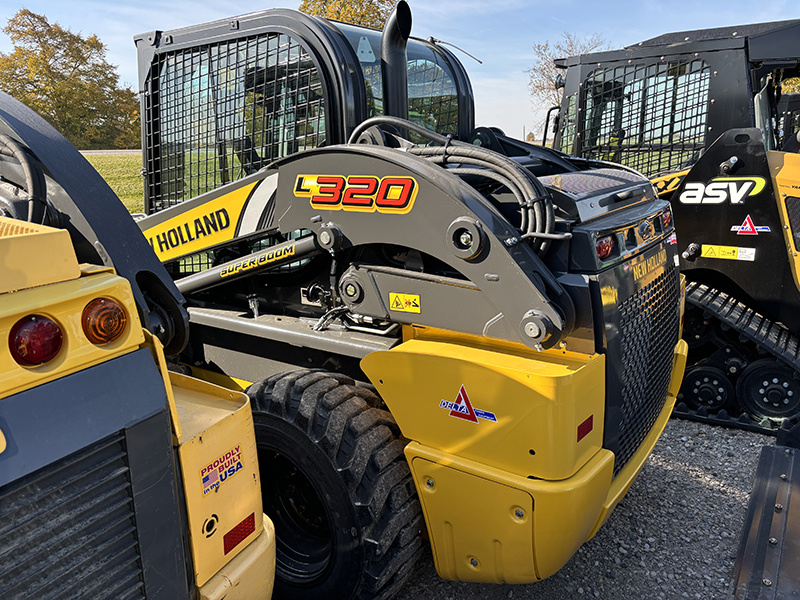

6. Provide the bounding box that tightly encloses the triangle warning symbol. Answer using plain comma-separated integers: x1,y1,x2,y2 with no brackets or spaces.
448,385,479,423
738,215,757,235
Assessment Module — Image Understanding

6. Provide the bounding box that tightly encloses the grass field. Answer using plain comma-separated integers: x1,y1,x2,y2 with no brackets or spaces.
84,154,144,214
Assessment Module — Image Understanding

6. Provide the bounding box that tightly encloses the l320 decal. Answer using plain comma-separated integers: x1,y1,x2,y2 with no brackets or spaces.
294,174,418,214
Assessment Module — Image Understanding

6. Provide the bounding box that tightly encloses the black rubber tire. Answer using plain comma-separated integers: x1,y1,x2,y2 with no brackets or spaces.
247,370,423,600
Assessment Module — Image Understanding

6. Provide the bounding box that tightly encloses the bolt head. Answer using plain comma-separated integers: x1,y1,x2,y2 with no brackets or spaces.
763,578,773,587
319,231,332,245
426,478,434,488
515,509,524,519
344,283,358,298
781,474,788,481
769,537,778,545
459,231,473,247
776,503,784,512
524,322,542,338
470,558,478,568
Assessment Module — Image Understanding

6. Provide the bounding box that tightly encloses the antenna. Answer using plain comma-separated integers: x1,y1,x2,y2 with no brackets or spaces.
427,37,482,64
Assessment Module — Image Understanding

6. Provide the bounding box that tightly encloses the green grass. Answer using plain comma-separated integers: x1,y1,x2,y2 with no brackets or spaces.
85,154,144,214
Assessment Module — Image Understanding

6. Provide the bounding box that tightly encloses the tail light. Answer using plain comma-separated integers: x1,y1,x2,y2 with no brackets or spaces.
82,298,127,345
662,210,673,229
9,315,63,366
596,235,615,260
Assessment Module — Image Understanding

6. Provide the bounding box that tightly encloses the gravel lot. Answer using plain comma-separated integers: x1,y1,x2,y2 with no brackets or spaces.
395,418,772,600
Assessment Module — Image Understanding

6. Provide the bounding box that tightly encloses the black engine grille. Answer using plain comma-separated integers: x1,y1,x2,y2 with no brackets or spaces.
0,433,145,600
614,265,679,476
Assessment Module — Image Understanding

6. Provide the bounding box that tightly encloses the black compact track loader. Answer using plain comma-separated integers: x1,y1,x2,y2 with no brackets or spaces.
552,20,800,435
132,3,686,599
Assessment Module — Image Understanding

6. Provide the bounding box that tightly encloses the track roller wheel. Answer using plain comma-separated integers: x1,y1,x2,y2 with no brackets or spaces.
683,304,715,349
735,359,800,424
678,366,735,412
247,370,423,600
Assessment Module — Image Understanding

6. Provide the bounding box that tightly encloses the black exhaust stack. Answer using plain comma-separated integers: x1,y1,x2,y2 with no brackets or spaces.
381,1,412,129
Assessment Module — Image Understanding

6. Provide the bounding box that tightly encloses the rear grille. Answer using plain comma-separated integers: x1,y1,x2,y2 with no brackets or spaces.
784,196,800,250
0,433,145,600
614,265,679,475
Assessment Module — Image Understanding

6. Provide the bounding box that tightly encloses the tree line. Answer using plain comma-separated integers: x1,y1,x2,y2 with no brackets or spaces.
0,3,617,150
0,10,139,150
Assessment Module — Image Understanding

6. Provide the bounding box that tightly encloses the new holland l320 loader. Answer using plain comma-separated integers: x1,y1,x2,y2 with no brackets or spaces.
125,3,688,599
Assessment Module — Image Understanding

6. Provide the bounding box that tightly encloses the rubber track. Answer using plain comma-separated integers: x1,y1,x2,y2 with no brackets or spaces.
674,282,800,434
247,370,423,600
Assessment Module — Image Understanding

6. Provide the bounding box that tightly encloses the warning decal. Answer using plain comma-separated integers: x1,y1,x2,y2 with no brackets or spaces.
701,244,756,262
439,385,497,424
389,292,421,313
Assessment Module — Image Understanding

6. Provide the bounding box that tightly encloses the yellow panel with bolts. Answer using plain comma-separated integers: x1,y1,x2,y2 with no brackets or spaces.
361,337,606,481
407,441,614,583
768,151,800,292
170,372,263,588
199,517,276,600
0,216,81,294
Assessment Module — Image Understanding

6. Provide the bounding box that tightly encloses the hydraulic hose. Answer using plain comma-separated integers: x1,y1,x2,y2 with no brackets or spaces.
0,133,46,222
348,116,558,253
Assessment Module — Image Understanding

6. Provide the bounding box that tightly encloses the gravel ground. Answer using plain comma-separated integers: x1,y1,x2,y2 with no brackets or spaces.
395,418,772,600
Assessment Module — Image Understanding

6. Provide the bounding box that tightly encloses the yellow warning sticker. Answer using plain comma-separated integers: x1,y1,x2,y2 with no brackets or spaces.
389,292,421,313
701,245,756,262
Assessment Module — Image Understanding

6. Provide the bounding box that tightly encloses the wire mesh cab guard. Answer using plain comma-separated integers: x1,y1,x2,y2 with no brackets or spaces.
135,10,474,216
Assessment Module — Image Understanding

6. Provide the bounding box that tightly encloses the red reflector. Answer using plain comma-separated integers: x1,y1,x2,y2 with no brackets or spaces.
596,236,614,260
577,415,594,442
224,512,255,555
9,315,63,366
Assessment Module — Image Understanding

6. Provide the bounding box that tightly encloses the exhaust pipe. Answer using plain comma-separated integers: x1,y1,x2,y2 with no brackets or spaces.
381,0,412,126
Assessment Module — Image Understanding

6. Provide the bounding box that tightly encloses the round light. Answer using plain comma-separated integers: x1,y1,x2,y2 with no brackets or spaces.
596,235,615,260
9,315,63,366
82,298,127,345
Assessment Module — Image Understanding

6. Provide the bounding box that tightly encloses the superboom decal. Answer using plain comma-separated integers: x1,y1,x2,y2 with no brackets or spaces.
294,174,418,214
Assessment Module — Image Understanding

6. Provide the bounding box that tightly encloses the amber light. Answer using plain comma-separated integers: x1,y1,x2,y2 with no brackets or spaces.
662,210,673,228
9,315,63,366
82,298,127,345
596,235,615,260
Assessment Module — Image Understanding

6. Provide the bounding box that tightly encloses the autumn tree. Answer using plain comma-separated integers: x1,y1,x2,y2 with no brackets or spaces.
527,32,609,140
0,9,140,149
785,79,800,94
298,0,394,29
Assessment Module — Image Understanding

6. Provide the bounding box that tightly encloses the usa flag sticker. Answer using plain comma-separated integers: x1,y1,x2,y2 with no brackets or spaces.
200,443,244,496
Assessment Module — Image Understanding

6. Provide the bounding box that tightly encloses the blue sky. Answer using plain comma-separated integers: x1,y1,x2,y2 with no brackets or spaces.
1,0,798,140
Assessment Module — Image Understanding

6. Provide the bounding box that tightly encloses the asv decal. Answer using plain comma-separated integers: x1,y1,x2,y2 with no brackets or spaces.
730,214,771,235
678,177,767,205
438,385,497,424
